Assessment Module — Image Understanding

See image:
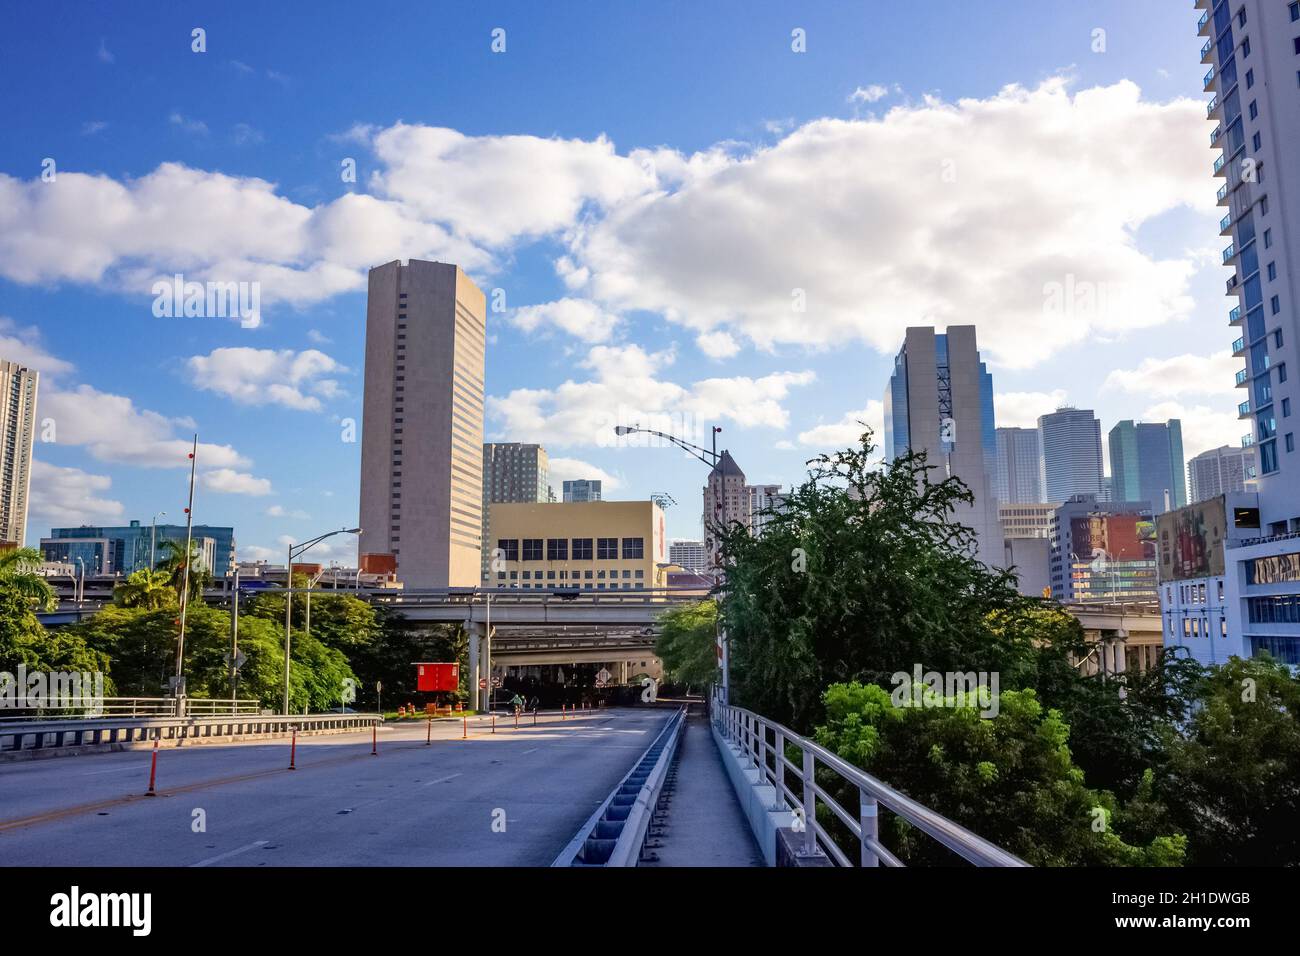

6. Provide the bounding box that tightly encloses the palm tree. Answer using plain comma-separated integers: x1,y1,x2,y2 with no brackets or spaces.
156,538,212,602
0,546,58,611
114,569,177,610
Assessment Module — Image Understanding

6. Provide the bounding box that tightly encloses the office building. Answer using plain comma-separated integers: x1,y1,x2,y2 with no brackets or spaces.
41,521,232,575
481,443,550,581
1109,419,1187,513
358,260,486,589
999,502,1056,539
1156,495,1236,666
883,326,1003,566
1199,0,1300,662
1038,407,1105,503
992,427,1044,504
1049,495,1158,605
0,359,38,545
1004,537,1051,598
746,484,786,537
669,539,708,573
703,450,748,568
487,500,668,591
562,479,602,503
1187,444,1256,503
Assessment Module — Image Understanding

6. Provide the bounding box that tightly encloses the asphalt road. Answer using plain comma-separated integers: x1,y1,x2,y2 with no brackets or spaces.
0,708,670,866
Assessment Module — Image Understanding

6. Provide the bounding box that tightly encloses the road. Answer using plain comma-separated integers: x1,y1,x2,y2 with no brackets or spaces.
0,708,670,866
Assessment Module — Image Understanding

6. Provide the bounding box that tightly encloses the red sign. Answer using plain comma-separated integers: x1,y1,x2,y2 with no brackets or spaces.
415,662,459,693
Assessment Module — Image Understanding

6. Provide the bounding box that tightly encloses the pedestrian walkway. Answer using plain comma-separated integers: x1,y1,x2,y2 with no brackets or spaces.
646,713,765,867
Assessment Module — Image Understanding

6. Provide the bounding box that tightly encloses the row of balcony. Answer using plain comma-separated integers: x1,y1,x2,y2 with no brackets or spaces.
1239,400,1251,419
1213,152,1227,176
1222,242,1235,264
1233,337,1245,356
1236,367,1249,386
1206,93,1218,119
1229,305,1241,325
1204,65,1215,91
1242,433,1255,447
1198,10,1210,36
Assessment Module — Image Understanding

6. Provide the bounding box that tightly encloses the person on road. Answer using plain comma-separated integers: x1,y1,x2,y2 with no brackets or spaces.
509,693,525,716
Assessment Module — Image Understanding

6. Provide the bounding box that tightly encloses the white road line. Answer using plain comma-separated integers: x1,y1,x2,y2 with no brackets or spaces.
81,766,141,776
190,840,269,867
421,773,463,787
520,748,539,755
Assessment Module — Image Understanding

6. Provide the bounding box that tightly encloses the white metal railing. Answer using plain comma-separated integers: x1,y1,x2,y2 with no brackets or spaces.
711,693,1028,867
0,697,262,722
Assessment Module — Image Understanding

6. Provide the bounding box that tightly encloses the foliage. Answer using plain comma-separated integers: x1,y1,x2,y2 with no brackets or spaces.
0,582,110,680
813,681,1186,867
0,547,57,612
655,599,719,688
155,538,211,603
113,569,177,610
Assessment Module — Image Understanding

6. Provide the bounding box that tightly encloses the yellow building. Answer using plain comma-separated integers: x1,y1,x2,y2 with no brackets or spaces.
486,500,668,591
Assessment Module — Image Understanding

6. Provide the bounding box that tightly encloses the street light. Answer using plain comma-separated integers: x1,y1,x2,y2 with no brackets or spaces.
150,512,166,571
284,528,361,715
614,422,734,703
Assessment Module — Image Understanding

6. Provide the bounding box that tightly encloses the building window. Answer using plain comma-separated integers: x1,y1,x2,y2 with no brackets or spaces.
1246,68,1254,89
1268,262,1277,281
622,537,645,559
1273,295,1282,315
1277,330,1285,348
1279,364,1288,384
1264,228,1273,249
1292,1,1299,20
584,570,593,579
1253,131,1262,151
1249,100,1258,120
1237,7,1246,27
572,538,593,560
1283,398,1292,418
522,538,542,561
1288,434,1296,453
1242,38,1251,59
597,537,618,559
546,538,568,560
497,539,519,562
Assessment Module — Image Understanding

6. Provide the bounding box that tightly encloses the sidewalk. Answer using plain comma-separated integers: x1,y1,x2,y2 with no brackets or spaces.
649,714,765,867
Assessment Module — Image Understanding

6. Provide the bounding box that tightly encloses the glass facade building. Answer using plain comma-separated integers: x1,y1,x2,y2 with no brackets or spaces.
1038,407,1105,503
1108,419,1187,514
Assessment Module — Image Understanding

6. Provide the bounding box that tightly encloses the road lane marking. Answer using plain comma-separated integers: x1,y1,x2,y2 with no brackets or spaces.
190,840,269,867
421,773,462,787
520,748,539,755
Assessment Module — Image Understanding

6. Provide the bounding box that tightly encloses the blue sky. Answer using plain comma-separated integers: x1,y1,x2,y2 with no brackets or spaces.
0,1,1237,561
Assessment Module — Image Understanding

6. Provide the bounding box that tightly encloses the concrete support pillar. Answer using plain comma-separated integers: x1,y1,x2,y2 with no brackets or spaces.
619,659,627,685
467,622,482,712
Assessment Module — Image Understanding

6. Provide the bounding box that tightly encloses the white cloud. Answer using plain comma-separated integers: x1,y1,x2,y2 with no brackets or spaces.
510,298,620,343
266,504,311,519
1103,351,1238,398
546,457,623,492
797,400,885,449
81,121,108,137
306,329,332,345
0,318,75,375
487,344,814,448
849,84,894,104
995,390,1069,429
169,112,209,136
201,469,272,496
696,330,740,359
187,347,345,411
1141,401,1243,461
38,385,248,469
96,38,113,64
27,460,125,527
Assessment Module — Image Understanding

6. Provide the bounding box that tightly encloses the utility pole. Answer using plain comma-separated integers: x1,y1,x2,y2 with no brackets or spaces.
174,436,198,713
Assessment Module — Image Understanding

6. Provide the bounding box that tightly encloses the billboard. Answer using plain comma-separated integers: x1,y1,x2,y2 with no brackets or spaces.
1069,511,1156,563
1156,496,1227,583
415,662,459,693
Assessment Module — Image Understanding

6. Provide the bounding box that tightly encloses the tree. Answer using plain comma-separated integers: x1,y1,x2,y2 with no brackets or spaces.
155,538,211,603
718,430,1042,730
0,546,57,611
0,582,111,694
813,681,1186,866
113,569,177,610
655,599,719,689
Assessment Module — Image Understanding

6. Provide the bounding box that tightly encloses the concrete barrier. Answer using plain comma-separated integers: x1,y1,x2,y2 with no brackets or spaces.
0,713,383,762
709,719,796,866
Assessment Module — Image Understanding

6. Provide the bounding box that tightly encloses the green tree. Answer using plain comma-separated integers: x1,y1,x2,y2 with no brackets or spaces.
155,538,211,603
655,599,719,689
0,546,57,611
113,569,177,610
0,582,111,694
813,681,1186,867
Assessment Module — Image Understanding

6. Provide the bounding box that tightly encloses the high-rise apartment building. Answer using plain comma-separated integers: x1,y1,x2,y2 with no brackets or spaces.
481,443,549,582
562,479,602,503
1197,0,1300,663
669,539,708,572
883,326,1003,566
1187,444,1256,502
358,260,486,589
746,484,785,537
0,359,38,545
1038,407,1105,503
703,450,747,568
992,427,1044,504
1108,419,1187,514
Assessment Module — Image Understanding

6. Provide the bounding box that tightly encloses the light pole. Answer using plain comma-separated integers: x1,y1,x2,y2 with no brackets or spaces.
284,528,361,715
74,557,85,604
613,423,733,702
150,511,166,571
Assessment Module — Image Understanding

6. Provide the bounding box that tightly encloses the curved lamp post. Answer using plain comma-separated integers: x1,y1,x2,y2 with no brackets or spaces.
284,528,361,715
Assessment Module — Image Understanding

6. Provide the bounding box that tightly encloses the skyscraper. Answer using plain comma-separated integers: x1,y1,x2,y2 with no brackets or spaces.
358,260,486,589
1038,407,1104,503
1108,419,1187,513
1198,0,1300,663
669,539,708,572
0,359,38,545
883,326,1003,566
992,427,1044,504
746,484,785,537
1187,444,1256,502
481,443,549,582
562,479,602,503
1049,494,1158,605
703,450,747,569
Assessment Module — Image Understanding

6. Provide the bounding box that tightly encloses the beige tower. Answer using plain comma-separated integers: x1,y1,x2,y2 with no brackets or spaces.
358,260,485,588
703,450,748,569
0,359,38,545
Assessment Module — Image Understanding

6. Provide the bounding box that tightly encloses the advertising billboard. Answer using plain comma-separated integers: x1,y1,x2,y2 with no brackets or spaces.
1069,511,1156,562
1156,496,1227,583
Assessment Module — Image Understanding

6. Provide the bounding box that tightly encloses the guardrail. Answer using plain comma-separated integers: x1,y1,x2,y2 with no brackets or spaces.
711,695,1028,867
1,712,382,755
552,707,686,866
0,697,262,722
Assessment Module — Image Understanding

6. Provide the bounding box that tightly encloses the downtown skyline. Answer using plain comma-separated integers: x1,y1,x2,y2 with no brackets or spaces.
0,1,1243,561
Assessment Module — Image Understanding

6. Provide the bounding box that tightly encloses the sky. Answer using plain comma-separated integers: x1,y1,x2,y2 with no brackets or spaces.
0,1,1239,564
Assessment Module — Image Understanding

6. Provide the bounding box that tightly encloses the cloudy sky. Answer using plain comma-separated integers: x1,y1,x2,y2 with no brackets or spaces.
1,1,1235,559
